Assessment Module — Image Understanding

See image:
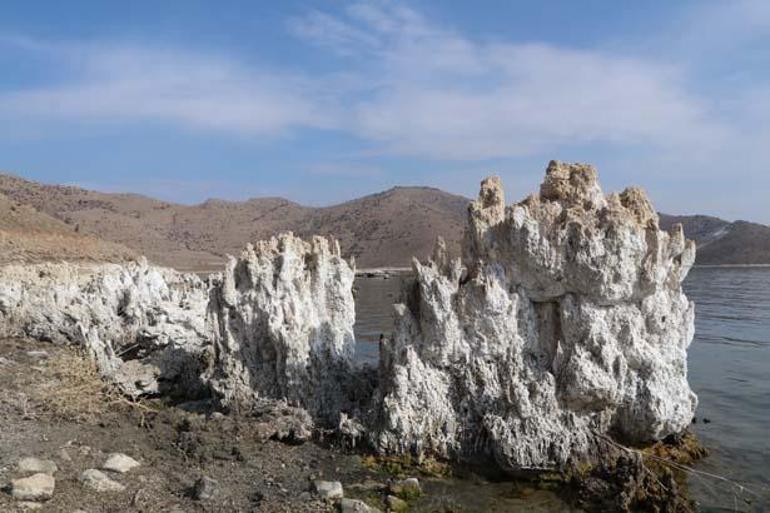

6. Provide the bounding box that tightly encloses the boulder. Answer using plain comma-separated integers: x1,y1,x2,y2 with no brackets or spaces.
389,477,420,499
80,469,126,493
16,457,57,475
102,453,140,474
313,480,344,500
371,162,697,471
10,473,55,501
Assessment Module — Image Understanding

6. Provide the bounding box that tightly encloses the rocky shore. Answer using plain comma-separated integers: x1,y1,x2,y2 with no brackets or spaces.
0,162,706,512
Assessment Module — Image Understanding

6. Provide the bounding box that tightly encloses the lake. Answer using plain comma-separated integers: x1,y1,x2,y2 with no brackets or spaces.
353,267,770,512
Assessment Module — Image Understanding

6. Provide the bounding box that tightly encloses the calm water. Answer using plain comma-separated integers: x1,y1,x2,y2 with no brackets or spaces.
353,267,770,512
686,267,770,512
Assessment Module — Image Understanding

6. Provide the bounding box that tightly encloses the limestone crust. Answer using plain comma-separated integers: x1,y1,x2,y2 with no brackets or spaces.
371,161,697,470
0,258,210,397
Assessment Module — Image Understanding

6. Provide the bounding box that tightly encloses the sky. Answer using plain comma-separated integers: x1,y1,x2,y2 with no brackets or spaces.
0,1,769,222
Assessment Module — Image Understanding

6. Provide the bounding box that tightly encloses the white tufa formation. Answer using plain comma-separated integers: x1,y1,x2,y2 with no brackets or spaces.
0,258,210,397
372,161,697,470
205,233,359,422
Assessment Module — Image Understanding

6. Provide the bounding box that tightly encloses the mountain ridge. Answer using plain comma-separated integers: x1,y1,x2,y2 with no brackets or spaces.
0,172,768,269
0,173,469,270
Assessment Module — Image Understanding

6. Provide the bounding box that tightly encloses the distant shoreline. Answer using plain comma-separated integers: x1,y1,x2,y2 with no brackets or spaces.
694,264,770,268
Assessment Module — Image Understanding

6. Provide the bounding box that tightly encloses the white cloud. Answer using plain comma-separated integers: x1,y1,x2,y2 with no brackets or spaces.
291,1,727,160
0,1,737,162
0,44,335,135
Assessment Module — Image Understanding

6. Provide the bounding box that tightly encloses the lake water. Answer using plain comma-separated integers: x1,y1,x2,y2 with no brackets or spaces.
353,267,770,512
685,267,770,512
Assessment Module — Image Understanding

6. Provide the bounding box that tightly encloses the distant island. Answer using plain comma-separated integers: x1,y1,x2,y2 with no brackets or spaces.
1,172,768,269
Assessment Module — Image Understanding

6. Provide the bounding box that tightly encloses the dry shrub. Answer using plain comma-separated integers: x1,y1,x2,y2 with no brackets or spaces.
32,350,111,422
34,349,159,426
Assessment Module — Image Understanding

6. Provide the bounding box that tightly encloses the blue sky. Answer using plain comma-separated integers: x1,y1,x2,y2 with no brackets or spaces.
1,1,769,222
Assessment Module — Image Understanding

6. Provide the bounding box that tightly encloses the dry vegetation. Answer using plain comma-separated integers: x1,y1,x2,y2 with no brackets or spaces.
31,350,110,423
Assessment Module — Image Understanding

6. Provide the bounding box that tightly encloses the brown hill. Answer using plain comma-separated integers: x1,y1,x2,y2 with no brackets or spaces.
659,214,770,265
3,171,768,269
0,190,136,265
0,174,469,271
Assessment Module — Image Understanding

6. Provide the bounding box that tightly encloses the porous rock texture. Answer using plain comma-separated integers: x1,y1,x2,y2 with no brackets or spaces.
371,161,697,471
205,233,363,423
0,258,209,397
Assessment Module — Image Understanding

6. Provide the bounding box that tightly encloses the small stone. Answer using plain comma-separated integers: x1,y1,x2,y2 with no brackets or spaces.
299,491,312,501
26,350,48,359
390,477,421,499
254,422,276,443
58,448,72,462
209,412,225,421
16,501,43,510
193,476,217,500
10,473,55,501
102,453,140,473
339,498,382,513
385,495,408,512
16,457,58,475
313,480,343,500
80,469,126,492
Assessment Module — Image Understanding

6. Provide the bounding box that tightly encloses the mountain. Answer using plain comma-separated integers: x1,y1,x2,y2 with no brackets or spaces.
0,190,136,265
1,172,768,269
660,214,770,265
0,173,469,270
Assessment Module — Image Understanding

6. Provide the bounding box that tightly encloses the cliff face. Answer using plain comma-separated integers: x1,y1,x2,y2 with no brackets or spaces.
205,233,361,422
371,162,697,470
0,258,210,397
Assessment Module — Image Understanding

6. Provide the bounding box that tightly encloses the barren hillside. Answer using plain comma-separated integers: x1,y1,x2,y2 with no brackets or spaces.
659,214,770,265
0,174,468,270
0,191,136,265
3,171,769,269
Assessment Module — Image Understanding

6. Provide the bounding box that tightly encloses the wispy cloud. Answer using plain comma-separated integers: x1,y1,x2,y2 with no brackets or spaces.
0,0,759,166
0,43,335,135
290,2,727,160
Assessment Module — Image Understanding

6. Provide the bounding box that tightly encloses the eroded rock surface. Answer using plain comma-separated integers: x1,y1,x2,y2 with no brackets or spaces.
0,258,210,397
205,233,361,423
0,165,699,480
371,161,697,471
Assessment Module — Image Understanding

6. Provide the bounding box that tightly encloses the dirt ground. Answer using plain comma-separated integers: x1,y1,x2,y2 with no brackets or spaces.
0,337,397,513
1,336,702,513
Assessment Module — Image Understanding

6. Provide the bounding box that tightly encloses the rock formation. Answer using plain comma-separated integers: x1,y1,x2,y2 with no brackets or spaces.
0,258,210,397
371,161,697,471
0,163,699,478
205,233,363,423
